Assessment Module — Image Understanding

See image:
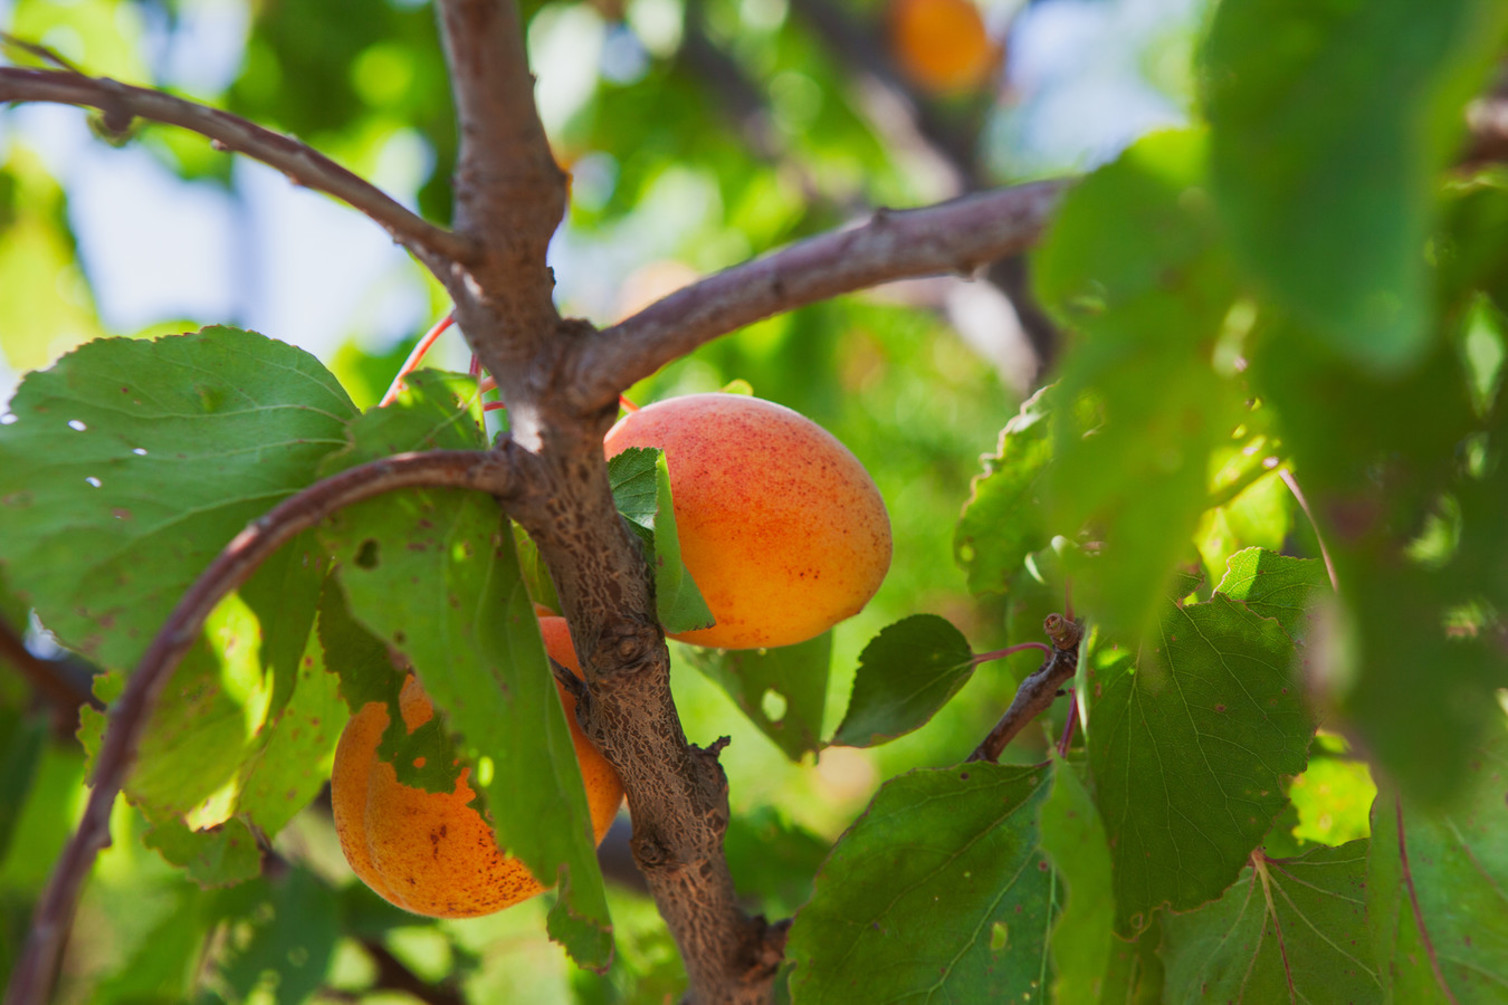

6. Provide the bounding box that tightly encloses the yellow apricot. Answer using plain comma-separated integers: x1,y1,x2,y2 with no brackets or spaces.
888,0,999,95
330,619,623,918
603,393,891,650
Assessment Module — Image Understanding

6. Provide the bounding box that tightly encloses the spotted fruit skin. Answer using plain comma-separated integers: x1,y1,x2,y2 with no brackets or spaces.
604,393,891,650
330,618,623,918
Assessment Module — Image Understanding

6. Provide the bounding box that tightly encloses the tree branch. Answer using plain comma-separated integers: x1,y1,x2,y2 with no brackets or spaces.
0,67,474,268
0,615,100,737
571,179,1067,409
968,614,1083,763
3,448,523,1005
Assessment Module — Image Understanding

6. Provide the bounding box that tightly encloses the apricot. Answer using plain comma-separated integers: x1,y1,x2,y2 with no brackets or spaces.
330,617,623,918
603,393,891,650
888,0,999,95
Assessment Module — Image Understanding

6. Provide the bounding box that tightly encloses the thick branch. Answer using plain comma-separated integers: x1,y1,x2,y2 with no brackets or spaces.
969,614,1083,763
0,67,473,267
572,180,1067,408
4,448,521,1005
433,0,565,377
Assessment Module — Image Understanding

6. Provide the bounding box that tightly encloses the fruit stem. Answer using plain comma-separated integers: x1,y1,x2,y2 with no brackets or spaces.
971,641,1051,665
379,311,456,407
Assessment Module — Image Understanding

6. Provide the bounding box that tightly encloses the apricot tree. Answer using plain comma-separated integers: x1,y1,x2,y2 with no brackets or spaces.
1,1,1508,1003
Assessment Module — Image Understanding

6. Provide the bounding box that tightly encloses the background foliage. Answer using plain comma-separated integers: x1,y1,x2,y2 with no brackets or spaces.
2,0,1506,1001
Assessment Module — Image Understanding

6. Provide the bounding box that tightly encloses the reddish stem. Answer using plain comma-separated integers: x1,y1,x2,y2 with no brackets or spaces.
971,641,1052,665
380,312,456,406
618,394,639,413
1056,690,1077,756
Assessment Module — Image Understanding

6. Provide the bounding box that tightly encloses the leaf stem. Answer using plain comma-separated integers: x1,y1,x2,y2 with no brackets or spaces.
1279,468,1339,593
971,641,1052,664
380,312,456,406
968,616,1083,763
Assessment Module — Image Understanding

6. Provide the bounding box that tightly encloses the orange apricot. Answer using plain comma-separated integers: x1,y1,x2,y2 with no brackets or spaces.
603,393,891,650
888,0,1000,95
330,618,623,918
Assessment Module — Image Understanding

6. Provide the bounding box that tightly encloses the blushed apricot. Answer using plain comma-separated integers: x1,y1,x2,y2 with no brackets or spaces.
604,393,891,650
330,619,623,918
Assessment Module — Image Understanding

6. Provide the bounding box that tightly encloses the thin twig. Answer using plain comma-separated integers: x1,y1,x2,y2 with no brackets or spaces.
968,614,1083,763
0,32,84,74
575,180,1068,409
0,616,101,735
0,67,474,267
4,448,523,1005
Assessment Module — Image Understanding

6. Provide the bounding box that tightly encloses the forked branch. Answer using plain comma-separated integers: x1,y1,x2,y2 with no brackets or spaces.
3,448,524,1005
0,67,475,267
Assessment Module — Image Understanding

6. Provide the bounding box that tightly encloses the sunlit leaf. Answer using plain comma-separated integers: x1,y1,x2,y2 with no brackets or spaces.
1038,751,1114,1003
142,817,262,889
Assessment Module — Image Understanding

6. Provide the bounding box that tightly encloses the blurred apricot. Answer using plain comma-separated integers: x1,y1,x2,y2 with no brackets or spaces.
604,393,891,650
888,0,1000,95
330,619,622,918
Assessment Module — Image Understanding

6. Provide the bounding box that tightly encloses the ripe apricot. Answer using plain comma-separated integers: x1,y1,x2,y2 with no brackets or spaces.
330,617,623,918
888,0,999,95
603,393,891,650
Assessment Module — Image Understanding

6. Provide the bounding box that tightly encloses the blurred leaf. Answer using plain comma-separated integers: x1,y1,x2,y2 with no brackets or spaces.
0,710,46,864
0,327,356,672
724,806,831,917
1289,755,1376,847
1087,591,1313,931
1038,751,1114,1004
829,614,975,748
1196,462,1291,590
1215,548,1332,637
679,631,830,762
142,817,262,888
1204,0,1508,370
320,374,613,970
786,763,1054,1004
953,384,1056,595
1163,841,1379,1002
1036,128,1244,642
1099,915,1166,1005
217,867,340,1003
1367,719,1508,1000
90,882,208,1003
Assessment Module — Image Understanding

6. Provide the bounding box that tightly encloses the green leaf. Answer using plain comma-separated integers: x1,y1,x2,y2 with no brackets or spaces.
607,446,714,634
1087,592,1313,931
142,817,263,889
1289,755,1377,848
0,327,357,672
954,384,1056,595
316,575,405,714
829,614,976,748
1368,719,1508,1000
1204,0,1508,370
235,625,349,836
1215,548,1333,638
724,806,831,917
1163,841,1380,1002
1038,752,1114,1004
0,710,47,864
652,450,715,633
238,528,327,723
1035,128,1245,642
320,375,613,970
216,868,340,1002
1196,463,1292,590
786,763,1054,1004
679,631,830,762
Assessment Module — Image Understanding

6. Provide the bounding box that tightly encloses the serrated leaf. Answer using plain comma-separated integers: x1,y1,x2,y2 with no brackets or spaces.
142,817,263,889
235,626,348,836
830,614,976,748
1036,129,1245,642
607,446,714,633
1368,719,1508,1000
1215,548,1332,638
954,385,1056,595
0,327,356,672
1038,752,1113,1004
1205,0,1508,370
1164,841,1380,1002
786,763,1054,1004
1087,592,1313,931
320,376,612,969
679,632,830,762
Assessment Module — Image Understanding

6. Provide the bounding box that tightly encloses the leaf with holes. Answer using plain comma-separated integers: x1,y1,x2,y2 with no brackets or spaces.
1087,591,1313,931
786,762,1055,1004
678,632,829,762
1367,717,1508,1001
320,373,613,969
0,327,356,672
831,614,976,748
